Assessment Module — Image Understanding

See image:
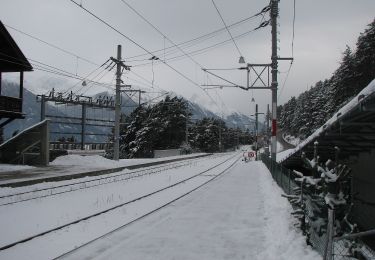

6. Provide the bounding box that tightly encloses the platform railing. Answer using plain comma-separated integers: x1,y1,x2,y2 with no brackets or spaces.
0,120,49,165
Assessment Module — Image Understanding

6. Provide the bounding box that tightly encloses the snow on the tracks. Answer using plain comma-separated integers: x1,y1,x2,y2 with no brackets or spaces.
0,153,319,259
64,161,318,260
0,153,236,260
0,164,35,173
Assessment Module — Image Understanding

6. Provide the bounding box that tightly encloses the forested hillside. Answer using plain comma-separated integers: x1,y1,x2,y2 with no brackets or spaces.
116,96,253,158
279,19,375,139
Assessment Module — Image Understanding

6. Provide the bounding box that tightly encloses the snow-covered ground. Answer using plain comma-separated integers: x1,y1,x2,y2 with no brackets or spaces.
0,164,35,173
0,150,319,259
267,141,285,155
283,134,301,146
277,148,295,163
0,153,207,185
0,153,237,259
63,161,319,260
50,153,205,168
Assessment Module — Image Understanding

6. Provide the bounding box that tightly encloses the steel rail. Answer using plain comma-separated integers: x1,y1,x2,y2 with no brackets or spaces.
0,152,239,251
54,153,241,259
0,154,221,206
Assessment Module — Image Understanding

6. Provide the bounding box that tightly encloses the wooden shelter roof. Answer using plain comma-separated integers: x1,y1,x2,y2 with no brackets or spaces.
0,21,32,72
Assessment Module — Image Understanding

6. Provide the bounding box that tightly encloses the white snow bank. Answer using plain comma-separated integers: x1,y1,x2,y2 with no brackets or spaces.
277,141,285,152
279,78,375,163
0,164,35,173
51,155,122,168
277,149,295,163
51,153,207,168
283,134,301,146
257,162,320,260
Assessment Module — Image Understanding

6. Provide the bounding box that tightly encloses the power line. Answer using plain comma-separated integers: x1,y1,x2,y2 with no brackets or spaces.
4,23,100,67
118,0,229,112
211,0,244,58
129,70,165,92
0,53,115,91
115,0,269,116
69,0,221,110
292,0,296,58
278,61,293,99
278,0,297,99
5,19,162,101
61,59,111,95
119,0,204,69
122,5,266,62
130,26,260,68
75,64,114,95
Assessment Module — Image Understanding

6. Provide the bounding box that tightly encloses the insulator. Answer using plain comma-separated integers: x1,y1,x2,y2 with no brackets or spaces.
261,5,271,13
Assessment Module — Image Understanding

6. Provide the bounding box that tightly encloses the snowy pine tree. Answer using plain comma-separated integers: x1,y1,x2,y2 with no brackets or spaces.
278,19,375,141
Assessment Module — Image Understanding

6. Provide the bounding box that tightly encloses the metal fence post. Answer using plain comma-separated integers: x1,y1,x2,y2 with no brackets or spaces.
300,180,306,234
324,208,335,260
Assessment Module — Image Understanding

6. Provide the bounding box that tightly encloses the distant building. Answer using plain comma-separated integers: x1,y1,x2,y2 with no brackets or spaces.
0,20,33,128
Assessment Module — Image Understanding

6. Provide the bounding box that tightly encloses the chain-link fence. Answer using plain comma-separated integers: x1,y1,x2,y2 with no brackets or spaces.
260,154,375,260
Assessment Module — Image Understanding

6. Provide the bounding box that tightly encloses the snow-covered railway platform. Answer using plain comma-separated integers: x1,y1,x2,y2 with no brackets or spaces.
60,161,319,260
0,153,209,187
0,152,320,259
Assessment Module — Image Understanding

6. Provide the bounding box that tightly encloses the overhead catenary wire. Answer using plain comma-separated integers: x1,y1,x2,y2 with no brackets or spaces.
76,63,115,96
2,23,120,96
130,21,267,68
116,0,269,114
119,0,235,112
211,0,244,58
61,59,112,95
129,70,165,91
0,53,115,92
278,61,293,99
5,22,167,103
69,0,204,92
278,0,296,99
119,0,204,69
123,10,266,61
4,23,100,67
292,0,296,58
69,0,224,113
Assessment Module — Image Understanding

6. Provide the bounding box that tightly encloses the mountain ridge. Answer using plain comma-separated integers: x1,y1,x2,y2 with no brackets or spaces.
1,81,260,142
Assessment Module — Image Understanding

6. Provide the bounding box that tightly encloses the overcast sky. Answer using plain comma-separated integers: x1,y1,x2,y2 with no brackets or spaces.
1,0,374,117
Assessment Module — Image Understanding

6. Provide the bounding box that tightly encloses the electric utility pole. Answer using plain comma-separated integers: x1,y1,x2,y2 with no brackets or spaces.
270,0,278,161
114,45,122,161
267,104,270,142
255,103,258,160
201,1,292,162
111,45,130,161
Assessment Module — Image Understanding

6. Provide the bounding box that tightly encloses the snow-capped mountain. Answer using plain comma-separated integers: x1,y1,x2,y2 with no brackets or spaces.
187,100,259,131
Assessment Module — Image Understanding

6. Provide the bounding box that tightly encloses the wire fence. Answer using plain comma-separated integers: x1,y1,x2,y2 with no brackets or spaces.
260,154,375,260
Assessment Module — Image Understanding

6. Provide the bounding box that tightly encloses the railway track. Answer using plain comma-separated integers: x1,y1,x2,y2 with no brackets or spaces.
0,154,224,207
0,152,240,256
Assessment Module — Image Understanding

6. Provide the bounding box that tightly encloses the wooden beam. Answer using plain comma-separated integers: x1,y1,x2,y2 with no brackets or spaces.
340,122,375,127
0,118,15,128
19,71,23,100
